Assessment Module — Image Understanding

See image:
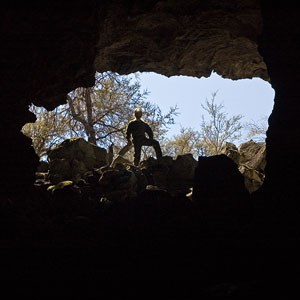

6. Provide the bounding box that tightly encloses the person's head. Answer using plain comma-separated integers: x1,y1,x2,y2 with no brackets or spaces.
134,107,143,119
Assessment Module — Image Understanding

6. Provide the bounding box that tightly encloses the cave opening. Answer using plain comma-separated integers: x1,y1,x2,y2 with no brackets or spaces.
23,70,275,155
23,69,274,194
137,70,274,143
4,0,300,287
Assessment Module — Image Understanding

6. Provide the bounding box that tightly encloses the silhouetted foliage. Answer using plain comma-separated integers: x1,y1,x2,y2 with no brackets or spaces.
162,126,206,158
245,116,268,142
22,72,178,159
200,91,243,155
163,91,243,157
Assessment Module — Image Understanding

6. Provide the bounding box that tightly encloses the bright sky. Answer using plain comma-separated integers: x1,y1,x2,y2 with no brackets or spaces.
136,71,275,142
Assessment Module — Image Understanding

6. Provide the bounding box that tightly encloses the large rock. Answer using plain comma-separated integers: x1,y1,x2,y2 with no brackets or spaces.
98,167,138,201
238,140,266,172
193,154,248,205
221,142,240,165
192,154,251,229
221,140,266,193
168,154,198,196
238,165,265,194
238,140,266,193
141,154,197,196
141,156,173,191
48,138,107,183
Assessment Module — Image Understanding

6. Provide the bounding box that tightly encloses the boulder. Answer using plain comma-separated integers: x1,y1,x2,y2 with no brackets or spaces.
47,138,107,184
220,140,266,193
238,140,266,193
238,165,265,194
168,153,198,196
221,142,240,165
192,154,249,209
98,168,137,201
238,140,266,172
140,155,197,196
48,158,87,184
140,156,173,190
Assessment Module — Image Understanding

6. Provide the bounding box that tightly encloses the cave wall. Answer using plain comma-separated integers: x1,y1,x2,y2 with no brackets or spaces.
1,2,102,196
258,2,300,200
1,1,298,203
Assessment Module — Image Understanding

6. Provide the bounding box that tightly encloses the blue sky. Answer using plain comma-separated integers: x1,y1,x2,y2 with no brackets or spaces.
136,71,275,142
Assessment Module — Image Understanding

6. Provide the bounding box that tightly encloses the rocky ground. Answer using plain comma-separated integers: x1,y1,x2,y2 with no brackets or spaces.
1,138,299,296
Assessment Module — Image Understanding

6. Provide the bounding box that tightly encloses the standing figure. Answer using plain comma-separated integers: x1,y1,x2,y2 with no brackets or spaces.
126,107,162,166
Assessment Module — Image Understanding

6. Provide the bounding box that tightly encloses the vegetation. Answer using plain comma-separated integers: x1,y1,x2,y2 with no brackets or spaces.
22,72,178,159
163,127,205,157
23,73,267,162
164,91,244,157
199,91,243,155
245,116,268,142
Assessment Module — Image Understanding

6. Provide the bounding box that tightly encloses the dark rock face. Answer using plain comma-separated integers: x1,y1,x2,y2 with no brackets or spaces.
221,140,266,193
193,154,249,210
2,2,101,198
258,2,300,197
141,154,197,196
96,0,267,80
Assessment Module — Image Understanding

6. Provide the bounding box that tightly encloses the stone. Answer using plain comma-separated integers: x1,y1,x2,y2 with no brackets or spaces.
192,154,248,207
47,138,107,184
221,142,240,165
98,168,137,201
238,140,266,172
168,153,198,196
48,137,107,169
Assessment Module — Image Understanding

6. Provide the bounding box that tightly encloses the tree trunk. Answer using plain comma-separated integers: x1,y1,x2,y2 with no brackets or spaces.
85,88,97,145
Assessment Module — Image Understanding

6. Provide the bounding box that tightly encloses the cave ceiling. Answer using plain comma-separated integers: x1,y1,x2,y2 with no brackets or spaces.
95,0,268,81
4,0,267,111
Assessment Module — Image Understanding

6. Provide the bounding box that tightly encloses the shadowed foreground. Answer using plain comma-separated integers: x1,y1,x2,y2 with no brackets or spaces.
1,155,300,296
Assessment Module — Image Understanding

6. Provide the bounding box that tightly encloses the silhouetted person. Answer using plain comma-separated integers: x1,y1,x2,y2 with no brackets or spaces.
125,107,162,166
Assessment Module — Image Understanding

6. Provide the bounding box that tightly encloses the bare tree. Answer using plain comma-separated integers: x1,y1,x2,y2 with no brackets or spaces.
200,91,243,155
162,127,205,158
245,116,268,142
22,72,178,160
22,104,73,158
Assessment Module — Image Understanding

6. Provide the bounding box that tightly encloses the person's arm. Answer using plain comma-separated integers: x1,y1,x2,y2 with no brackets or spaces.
145,123,153,139
126,122,132,143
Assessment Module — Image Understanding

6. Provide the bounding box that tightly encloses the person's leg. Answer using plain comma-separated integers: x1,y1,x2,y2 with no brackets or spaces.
152,139,162,158
133,142,142,166
142,138,162,159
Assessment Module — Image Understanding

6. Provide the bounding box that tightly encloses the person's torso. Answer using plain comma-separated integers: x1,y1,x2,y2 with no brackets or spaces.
129,119,149,139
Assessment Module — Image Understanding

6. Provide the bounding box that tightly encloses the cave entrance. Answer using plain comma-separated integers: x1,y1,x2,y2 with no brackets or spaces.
137,70,274,145
134,70,275,193
23,70,274,193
